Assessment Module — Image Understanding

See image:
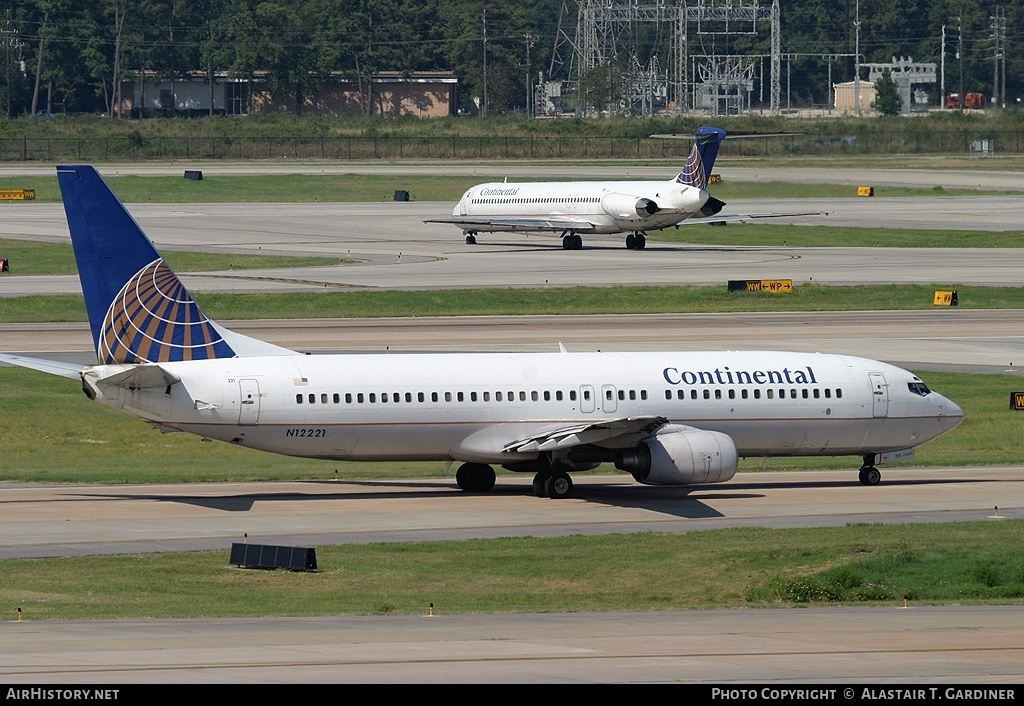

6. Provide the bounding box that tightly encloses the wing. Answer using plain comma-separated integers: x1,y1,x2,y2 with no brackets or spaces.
423,215,599,233
503,416,668,453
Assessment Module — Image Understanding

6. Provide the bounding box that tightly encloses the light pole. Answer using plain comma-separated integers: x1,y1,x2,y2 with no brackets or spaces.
525,33,533,117
854,0,860,116
481,8,487,117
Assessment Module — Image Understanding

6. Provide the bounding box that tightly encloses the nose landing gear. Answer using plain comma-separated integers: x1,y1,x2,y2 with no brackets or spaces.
856,463,880,483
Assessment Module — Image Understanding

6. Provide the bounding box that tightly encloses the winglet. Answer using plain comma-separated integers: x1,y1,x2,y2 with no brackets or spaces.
56,165,293,363
674,126,726,189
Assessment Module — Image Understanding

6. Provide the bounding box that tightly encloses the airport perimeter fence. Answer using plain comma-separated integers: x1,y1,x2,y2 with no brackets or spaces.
1,129,1021,162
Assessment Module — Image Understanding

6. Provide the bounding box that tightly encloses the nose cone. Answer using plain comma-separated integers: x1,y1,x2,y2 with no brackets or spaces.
936,393,964,432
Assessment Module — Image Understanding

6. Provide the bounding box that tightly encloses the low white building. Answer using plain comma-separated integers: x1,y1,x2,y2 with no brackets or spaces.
833,81,876,114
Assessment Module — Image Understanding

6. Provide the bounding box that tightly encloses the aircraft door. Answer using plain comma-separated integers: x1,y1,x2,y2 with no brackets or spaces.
602,385,618,413
580,385,596,413
869,372,888,418
239,379,261,425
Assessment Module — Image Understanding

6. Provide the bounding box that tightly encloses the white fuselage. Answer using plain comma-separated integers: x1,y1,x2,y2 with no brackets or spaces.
83,350,962,466
453,179,710,234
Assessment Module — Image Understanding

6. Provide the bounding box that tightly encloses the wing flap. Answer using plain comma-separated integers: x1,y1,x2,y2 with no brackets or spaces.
503,416,668,454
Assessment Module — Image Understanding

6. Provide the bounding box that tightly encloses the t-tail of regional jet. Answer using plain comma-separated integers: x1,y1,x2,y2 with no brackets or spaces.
673,125,724,190
425,125,822,251
0,166,962,499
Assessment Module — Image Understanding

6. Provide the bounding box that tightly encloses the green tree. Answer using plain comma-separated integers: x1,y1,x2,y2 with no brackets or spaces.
20,0,79,116
440,1,539,114
874,68,901,115
218,0,261,113
251,1,319,114
578,63,624,116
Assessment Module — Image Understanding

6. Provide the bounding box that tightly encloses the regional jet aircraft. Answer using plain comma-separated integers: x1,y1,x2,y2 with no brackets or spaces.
0,165,962,499
424,126,823,250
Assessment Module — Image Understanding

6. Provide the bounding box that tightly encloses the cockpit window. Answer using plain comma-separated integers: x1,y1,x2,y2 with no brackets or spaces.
907,382,931,396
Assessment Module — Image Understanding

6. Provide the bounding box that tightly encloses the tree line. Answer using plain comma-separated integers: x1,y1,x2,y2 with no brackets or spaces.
1,0,1021,119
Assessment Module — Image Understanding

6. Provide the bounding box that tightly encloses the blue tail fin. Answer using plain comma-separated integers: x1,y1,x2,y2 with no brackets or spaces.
57,165,290,364
674,126,726,189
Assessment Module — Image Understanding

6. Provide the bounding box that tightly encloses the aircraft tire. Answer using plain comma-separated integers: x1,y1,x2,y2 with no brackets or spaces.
858,467,881,486
457,463,496,492
479,464,496,491
532,472,551,497
635,233,646,249
626,233,636,249
544,471,573,499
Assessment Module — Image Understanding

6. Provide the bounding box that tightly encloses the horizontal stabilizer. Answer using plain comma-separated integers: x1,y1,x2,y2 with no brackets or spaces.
92,364,181,390
650,132,804,140
0,353,86,380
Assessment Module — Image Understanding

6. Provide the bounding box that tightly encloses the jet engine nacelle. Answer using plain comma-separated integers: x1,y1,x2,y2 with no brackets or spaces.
615,425,738,485
600,193,659,220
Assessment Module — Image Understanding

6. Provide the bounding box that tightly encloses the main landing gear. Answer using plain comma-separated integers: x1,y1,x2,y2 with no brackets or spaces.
625,231,647,250
456,462,496,492
859,455,881,486
454,463,576,499
464,231,478,244
561,230,583,250
531,470,574,499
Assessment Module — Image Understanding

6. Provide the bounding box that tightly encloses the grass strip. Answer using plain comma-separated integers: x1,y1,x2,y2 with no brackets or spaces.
654,222,1024,249
0,238,341,277
2,284,1023,324
0,173,1011,204
3,522,1022,620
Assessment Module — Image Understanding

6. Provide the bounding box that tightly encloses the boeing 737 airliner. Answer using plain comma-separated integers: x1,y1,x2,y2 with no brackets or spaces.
425,126,823,250
0,166,962,499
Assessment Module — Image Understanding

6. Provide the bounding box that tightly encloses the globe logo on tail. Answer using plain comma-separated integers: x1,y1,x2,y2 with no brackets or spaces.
99,259,235,364
675,147,707,189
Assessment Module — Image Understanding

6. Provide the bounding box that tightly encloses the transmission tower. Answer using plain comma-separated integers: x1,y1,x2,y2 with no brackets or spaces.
567,0,780,116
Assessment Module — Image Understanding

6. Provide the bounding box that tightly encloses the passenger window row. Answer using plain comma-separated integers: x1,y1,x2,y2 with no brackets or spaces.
473,196,600,205
294,388,645,405
606,389,648,401
664,387,844,401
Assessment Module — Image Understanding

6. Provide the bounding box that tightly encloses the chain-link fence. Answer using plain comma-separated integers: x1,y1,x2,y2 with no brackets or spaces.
2,130,1020,162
